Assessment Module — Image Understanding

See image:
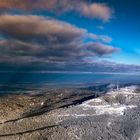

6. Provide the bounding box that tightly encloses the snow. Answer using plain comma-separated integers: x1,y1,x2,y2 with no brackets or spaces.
78,86,138,116
41,102,44,106
92,98,102,103
80,101,136,116
57,114,96,117
80,98,103,106
57,86,138,118
107,122,112,127
94,104,136,115
107,86,137,96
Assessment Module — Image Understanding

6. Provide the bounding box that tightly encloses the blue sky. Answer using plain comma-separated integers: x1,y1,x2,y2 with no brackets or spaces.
53,0,140,65
0,0,139,72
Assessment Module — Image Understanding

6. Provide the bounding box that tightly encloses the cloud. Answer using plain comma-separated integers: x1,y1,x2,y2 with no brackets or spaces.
0,39,129,72
0,39,119,64
99,35,112,43
81,3,113,22
0,14,119,71
0,0,32,10
0,14,113,44
0,0,113,21
87,43,119,56
0,15,85,43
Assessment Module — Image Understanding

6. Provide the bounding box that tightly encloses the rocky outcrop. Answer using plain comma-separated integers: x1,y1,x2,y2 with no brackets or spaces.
0,85,140,140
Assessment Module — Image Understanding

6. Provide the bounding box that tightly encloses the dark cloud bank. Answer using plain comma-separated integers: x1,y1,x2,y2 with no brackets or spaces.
0,14,124,72
0,1,139,72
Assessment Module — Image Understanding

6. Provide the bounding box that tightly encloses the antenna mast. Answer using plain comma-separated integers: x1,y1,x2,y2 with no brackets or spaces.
117,80,119,91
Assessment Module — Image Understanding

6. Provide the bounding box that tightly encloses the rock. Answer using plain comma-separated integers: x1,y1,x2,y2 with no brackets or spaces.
0,85,140,140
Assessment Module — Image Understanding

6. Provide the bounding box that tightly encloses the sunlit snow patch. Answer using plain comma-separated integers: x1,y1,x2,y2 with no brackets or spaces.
57,86,138,118
81,100,136,116
107,86,137,96
80,86,138,116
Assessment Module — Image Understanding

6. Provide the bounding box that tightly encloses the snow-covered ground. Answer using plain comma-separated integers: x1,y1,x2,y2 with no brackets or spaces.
107,85,137,96
57,86,139,118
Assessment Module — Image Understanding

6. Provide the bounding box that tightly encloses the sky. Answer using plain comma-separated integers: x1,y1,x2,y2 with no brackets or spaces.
0,0,140,72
